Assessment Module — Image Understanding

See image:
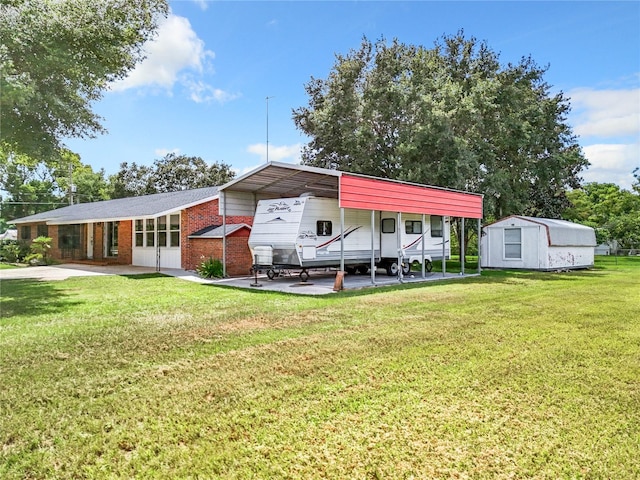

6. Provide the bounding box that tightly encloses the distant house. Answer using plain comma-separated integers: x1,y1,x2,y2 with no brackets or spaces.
481,216,596,270
0,229,17,241
9,187,254,276
594,243,611,255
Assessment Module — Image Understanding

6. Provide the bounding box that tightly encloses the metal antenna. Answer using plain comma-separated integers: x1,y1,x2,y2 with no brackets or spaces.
266,96,274,163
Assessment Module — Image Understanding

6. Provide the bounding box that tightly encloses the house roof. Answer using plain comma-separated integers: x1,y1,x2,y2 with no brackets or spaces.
488,215,597,247
188,223,251,239
10,187,219,225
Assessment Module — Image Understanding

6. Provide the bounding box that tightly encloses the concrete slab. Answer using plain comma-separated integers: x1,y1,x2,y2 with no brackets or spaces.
1,263,478,295
172,268,479,295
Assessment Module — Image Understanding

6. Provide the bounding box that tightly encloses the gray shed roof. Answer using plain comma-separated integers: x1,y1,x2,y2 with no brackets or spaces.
10,187,219,225
490,216,597,247
188,223,251,239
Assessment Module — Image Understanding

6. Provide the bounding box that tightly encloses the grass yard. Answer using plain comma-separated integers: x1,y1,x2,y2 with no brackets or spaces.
1,258,639,478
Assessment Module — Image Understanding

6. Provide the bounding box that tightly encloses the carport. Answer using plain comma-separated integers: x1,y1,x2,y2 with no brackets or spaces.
218,162,483,284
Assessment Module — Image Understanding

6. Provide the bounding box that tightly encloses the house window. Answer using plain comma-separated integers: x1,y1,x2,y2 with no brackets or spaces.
145,219,155,247
157,215,167,247
504,228,522,259
430,216,443,237
382,218,395,234
58,225,81,249
317,220,332,236
37,225,48,238
169,214,180,247
405,220,422,234
20,226,31,241
135,219,144,247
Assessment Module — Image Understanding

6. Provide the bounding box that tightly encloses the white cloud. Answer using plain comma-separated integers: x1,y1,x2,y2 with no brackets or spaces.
246,143,303,163
110,13,237,104
581,143,639,190
193,0,208,11
154,147,181,157
183,79,241,104
569,87,640,138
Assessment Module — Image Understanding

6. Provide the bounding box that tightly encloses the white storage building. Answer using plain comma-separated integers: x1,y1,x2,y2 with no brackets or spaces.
481,216,596,270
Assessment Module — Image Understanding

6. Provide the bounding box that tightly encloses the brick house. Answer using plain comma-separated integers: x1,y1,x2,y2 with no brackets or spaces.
10,187,254,276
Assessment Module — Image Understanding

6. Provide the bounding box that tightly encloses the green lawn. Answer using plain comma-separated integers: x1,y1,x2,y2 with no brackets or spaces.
1,258,639,478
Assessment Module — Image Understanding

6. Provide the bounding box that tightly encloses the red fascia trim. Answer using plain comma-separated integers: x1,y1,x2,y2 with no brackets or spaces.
339,175,483,218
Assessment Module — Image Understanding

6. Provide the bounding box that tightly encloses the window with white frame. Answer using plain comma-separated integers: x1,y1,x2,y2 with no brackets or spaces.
134,215,180,248
504,228,522,259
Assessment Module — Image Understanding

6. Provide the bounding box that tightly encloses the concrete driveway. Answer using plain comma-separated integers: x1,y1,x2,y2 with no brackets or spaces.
0,264,158,281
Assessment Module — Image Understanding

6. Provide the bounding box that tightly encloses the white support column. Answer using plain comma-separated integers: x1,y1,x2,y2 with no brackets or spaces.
397,212,403,282
222,191,227,278
421,214,426,278
340,207,345,272
477,218,482,274
461,217,465,276
370,209,376,285
442,216,447,277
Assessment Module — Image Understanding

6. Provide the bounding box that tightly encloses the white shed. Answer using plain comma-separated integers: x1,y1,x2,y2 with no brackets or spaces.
481,216,596,270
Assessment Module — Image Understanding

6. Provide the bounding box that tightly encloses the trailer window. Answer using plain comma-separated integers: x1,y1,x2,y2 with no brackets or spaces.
382,218,395,234
405,220,422,234
504,228,522,259
317,221,332,236
430,216,443,237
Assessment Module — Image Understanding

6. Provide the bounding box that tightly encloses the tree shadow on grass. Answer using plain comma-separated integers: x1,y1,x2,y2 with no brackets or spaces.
0,279,82,319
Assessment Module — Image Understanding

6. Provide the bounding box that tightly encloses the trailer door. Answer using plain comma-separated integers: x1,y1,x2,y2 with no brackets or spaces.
380,216,396,258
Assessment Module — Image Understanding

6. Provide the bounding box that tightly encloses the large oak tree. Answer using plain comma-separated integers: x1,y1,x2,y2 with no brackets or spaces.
293,33,588,223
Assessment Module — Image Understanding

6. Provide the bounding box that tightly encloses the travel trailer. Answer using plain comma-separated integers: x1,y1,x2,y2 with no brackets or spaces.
248,195,450,280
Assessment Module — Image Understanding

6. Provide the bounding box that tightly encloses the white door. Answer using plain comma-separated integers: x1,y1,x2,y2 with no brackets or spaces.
86,223,94,259
380,217,397,258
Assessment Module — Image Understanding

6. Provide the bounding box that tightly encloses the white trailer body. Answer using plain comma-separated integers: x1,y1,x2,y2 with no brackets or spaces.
248,196,449,274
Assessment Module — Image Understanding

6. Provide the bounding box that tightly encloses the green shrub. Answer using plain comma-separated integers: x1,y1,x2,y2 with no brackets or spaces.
24,236,53,265
0,240,29,263
196,257,224,278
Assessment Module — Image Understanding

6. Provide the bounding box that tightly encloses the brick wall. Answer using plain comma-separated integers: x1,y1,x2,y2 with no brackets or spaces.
181,199,254,275
117,220,133,265
94,223,104,261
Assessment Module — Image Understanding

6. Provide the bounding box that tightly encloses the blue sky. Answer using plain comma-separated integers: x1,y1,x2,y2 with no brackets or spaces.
64,0,640,190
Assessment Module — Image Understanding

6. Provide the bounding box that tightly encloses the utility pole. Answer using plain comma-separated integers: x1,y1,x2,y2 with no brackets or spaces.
68,163,73,205
266,96,274,163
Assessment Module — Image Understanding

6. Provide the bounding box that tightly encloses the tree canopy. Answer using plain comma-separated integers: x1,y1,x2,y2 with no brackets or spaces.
564,183,640,250
293,33,588,221
0,0,168,159
109,153,236,198
0,148,109,220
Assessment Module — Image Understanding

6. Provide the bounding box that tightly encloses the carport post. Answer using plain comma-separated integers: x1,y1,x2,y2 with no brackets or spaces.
442,217,447,277
340,207,345,272
421,214,426,278
397,212,403,282
461,218,465,275
222,191,227,277
370,209,376,285
477,218,482,274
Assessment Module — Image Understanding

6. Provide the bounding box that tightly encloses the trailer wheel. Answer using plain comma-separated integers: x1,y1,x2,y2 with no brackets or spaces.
345,266,357,275
386,261,399,276
357,265,369,275
299,270,310,282
425,260,433,273
402,262,411,275
267,269,276,280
